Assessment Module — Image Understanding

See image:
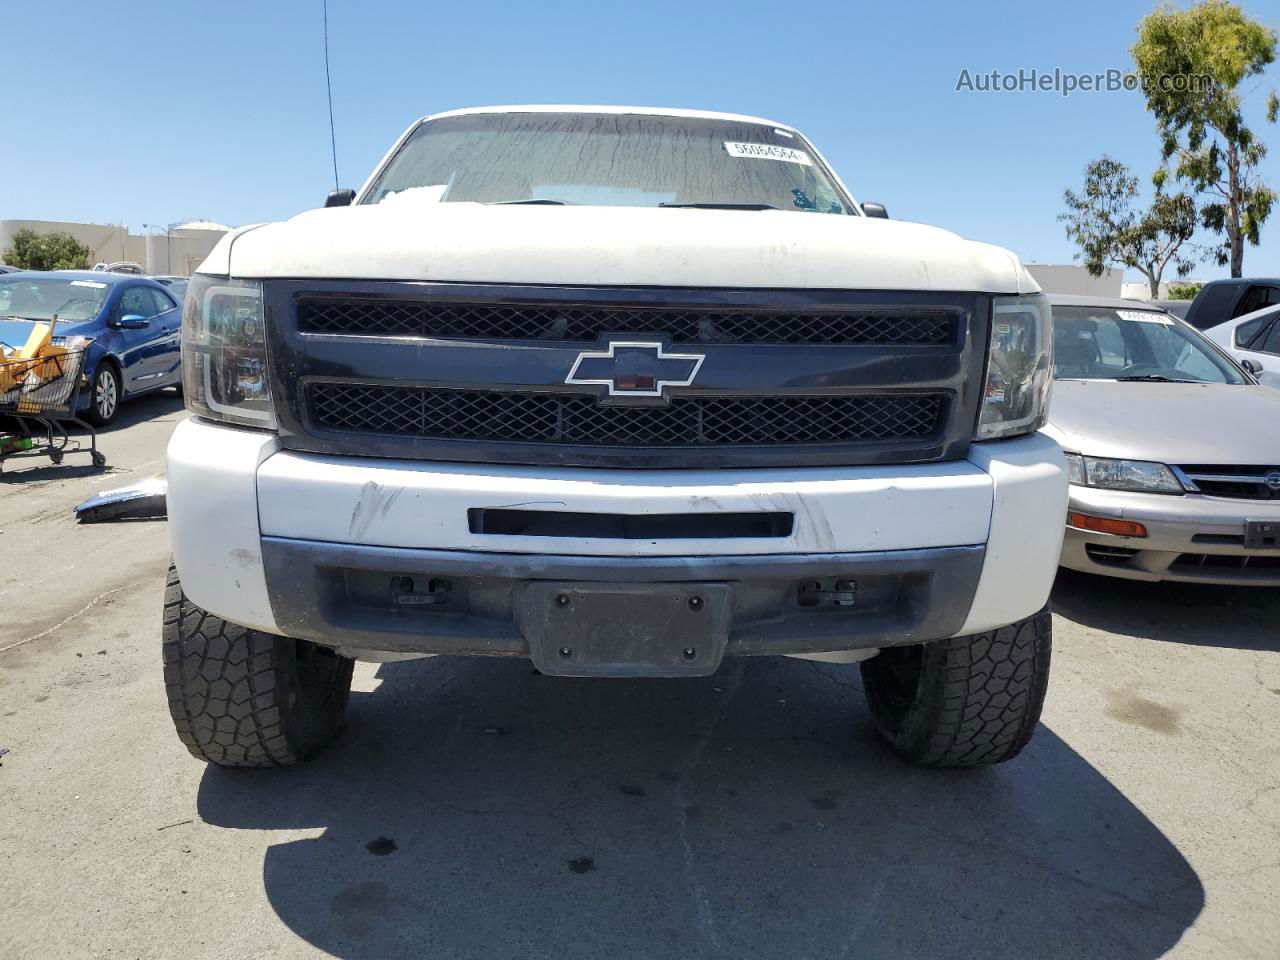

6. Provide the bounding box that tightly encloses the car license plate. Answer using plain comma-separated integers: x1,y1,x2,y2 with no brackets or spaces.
517,582,731,678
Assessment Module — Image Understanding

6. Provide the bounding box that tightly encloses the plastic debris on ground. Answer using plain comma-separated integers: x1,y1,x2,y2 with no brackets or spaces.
74,476,168,523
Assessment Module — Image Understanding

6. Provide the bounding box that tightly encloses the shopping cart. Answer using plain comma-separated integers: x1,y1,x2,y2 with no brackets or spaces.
0,345,105,472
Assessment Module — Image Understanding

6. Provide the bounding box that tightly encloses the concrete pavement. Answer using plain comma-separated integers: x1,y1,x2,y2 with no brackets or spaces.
1,398,1277,959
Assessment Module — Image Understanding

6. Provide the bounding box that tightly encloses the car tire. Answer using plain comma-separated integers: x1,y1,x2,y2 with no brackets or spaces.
860,607,1051,767
83,362,121,427
162,564,354,766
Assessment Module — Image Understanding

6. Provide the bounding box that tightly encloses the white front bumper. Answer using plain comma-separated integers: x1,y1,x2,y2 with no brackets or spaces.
166,418,1066,640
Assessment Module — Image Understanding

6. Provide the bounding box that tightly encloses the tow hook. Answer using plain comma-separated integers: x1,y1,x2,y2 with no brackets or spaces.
799,579,858,607
389,576,451,606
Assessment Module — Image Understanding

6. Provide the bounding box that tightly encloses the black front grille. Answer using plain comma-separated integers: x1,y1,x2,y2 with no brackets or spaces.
309,384,946,448
1179,465,1280,500
268,280,984,468
297,297,958,345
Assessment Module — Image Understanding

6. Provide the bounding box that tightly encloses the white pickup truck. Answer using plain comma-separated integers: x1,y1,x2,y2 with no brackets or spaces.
163,106,1066,769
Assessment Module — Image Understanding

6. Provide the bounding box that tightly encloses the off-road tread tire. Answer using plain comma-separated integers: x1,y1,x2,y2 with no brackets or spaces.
162,564,353,766
861,608,1051,767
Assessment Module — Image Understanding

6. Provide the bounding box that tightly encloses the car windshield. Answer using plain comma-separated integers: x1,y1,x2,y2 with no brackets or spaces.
0,276,109,324
1053,305,1246,385
362,112,853,214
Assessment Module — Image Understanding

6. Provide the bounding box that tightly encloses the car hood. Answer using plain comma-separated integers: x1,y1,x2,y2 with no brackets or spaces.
0,317,97,349
52,319,98,338
1044,379,1280,464
206,202,1037,293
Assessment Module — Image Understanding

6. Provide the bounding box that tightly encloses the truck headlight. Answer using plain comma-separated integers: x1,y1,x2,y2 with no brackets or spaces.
975,293,1052,441
181,275,276,429
1064,453,1184,494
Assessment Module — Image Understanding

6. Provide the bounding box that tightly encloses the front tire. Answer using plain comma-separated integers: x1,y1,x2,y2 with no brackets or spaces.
162,565,354,766
84,363,120,427
860,608,1051,767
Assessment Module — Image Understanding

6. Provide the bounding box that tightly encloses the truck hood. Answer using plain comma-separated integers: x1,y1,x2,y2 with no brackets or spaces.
209,203,1036,293
1044,379,1280,464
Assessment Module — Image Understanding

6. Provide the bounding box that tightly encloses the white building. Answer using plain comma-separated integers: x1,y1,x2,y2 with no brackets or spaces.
1024,263,1122,298
0,219,230,276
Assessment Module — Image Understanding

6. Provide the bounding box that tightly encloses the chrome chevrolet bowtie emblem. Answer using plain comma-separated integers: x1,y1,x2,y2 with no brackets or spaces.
565,341,705,399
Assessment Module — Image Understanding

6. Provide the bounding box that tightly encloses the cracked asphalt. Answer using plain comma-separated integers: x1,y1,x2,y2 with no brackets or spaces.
1,396,1278,959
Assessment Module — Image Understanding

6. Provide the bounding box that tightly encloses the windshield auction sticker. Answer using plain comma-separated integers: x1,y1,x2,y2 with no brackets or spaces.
724,142,812,165
1116,309,1174,325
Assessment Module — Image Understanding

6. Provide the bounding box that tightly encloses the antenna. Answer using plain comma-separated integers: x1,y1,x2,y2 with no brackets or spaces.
323,0,339,190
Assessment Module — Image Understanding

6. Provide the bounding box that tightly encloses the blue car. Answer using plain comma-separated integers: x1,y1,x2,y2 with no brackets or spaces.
0,270,182,426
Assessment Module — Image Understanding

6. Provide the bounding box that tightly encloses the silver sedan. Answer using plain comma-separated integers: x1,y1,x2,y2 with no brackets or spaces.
1044,294,1280,585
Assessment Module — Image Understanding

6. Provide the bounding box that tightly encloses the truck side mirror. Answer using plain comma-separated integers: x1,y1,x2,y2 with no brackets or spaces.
325,189,356,208
862,202,889,219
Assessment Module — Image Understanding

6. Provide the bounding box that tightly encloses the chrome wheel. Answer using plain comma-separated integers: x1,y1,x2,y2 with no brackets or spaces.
95,368,118,422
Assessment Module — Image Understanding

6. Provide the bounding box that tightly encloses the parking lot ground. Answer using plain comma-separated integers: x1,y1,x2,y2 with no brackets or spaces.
1,400,1278,959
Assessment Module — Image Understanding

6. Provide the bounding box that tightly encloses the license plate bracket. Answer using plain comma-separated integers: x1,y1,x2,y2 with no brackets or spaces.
517,582,731,678
1244,520,1280,550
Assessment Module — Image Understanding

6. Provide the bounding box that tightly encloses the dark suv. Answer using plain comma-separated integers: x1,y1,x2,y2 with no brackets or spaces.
1184,278,1280,332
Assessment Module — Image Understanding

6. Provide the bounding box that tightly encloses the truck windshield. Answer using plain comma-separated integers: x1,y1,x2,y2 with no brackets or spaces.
362,112,853,214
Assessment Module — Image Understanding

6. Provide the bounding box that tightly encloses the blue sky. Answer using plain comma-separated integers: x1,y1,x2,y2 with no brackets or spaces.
4,0,1278,280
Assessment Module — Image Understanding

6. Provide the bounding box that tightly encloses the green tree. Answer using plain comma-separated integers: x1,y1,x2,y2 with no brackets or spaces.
1166,281,1203,299
1132,0,1278,277
1060,155,1199,298
2,229,92,271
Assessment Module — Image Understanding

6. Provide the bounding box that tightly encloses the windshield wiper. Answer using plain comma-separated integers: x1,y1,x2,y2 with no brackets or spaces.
489,198,569,205
659,202,777,210
1115,375,1196,383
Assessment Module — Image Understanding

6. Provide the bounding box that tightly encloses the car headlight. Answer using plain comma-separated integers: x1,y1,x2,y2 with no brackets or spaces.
975,293,1053,441
181,275,276,429
1063,453,1184,494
